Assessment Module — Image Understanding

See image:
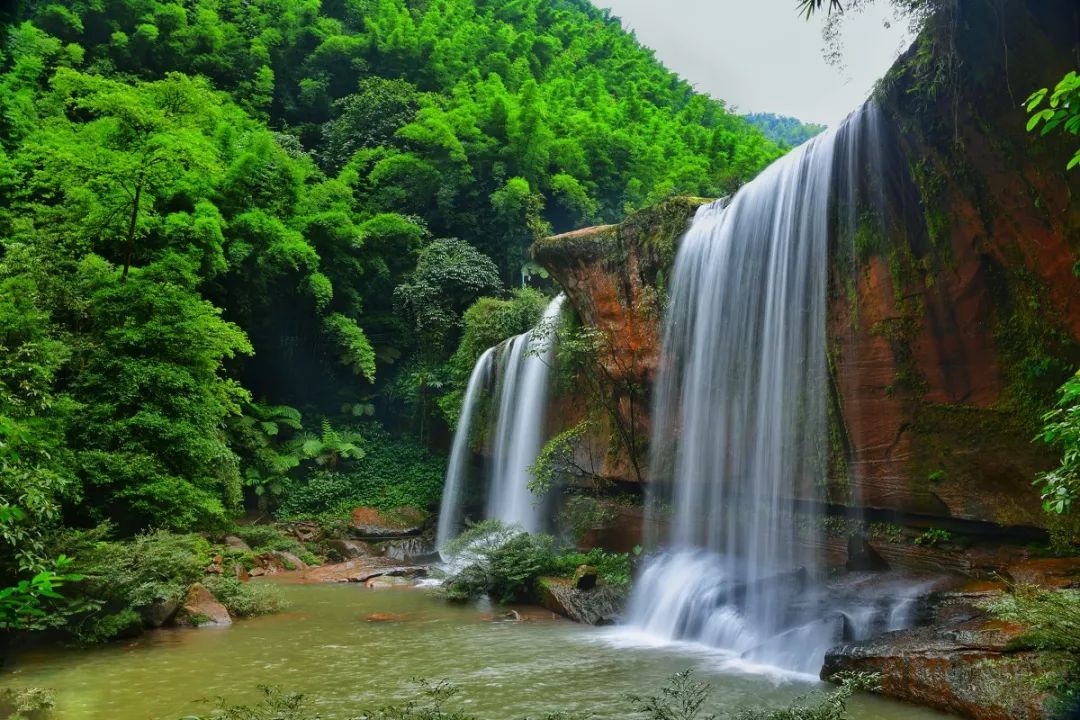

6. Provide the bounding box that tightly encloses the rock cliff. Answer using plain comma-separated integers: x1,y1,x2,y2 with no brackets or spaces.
533,0,1080,548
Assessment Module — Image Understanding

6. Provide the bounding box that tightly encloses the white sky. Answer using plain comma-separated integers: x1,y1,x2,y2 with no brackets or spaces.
592,0,913,127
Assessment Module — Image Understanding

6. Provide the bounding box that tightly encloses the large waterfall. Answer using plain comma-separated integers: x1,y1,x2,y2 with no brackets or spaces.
436,295,565,547
624,104,925,675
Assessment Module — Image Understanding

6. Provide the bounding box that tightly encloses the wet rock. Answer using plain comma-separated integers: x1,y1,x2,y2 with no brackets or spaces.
271,551,309,571
823,611,1072,719
364,612,403,622
300,558,426,584
1003,557,1080,589
252,550,309,574
138,598,179,628
287,521,321,543
349,506,427,538
536,576,625,625
364,575,412,589
379,533,436,563
174,583,232,627
326,538,377,559
224,535,251,552
574,565,599,590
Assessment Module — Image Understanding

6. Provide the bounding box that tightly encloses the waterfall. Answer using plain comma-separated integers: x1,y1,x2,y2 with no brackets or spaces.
625,104,918,675
487,293,565,532
437,294,565,547
436,347,496,550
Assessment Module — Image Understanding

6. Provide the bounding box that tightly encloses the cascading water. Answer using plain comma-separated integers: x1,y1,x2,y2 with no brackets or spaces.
486,294,566,532
436,295,565,548
436,347,496,550
624,103,928,675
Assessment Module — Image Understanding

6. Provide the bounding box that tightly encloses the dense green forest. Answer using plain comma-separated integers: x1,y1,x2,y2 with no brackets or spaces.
743,112,826,148
0,0,784,636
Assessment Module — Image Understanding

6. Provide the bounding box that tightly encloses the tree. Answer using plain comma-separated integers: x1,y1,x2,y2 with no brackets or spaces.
1034,371,1080,514
1026,71,1080,172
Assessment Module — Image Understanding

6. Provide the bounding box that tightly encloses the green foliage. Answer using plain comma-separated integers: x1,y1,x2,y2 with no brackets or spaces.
912,528,952,546
530,420,596,495
0,555,82,631
202,575,288,618
58,528,210,641
294,420,364,471
440,521,631,602
1026,71,1080,171
276,424,445,516
228,404,303,504
1034,370,1080,514
984,584,1080,712
984,585,1080,653
0,687,56,720
184,686,309,720
394,239,503,358
549,546,631,588
0,0,786,633
733,673,881,720
744,113,826,148
630,670,715,720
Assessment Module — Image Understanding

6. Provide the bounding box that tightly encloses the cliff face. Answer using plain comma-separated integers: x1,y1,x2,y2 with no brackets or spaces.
828,0,1080,531
533,0,1080,545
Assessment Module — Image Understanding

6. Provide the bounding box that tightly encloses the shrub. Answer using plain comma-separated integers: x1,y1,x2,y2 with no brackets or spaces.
984,585,1080,713
275,423,444,517
203,575,288,618
67,529,211,608
441,521,554,603
732,672,881,720
75,607,142,645
0,687,56,720
551,548,632,588
440,521,632,601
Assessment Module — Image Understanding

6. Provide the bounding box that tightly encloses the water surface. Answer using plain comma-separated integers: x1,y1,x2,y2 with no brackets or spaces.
0,582,952,720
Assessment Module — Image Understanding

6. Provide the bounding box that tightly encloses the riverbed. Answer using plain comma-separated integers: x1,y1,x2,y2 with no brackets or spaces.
0,581,951,720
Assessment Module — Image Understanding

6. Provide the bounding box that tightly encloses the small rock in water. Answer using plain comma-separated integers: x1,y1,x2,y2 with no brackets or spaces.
364,612,403,622
175,582,232,627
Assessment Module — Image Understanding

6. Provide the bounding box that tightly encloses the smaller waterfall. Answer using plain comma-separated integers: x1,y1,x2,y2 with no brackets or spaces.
436,347,496,549
486,294,565,532
437,294,565,547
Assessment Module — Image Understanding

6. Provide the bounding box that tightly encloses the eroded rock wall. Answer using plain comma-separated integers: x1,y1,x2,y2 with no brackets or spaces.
533,0,1080,544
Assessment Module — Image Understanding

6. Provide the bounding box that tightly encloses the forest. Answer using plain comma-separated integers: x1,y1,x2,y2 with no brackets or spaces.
2,1,1080,719
0,0,786,637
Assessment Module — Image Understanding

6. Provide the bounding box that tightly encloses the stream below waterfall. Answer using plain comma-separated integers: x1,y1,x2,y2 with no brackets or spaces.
0,581,952,720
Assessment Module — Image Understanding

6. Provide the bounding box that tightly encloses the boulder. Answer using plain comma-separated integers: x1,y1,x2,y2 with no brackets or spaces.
138,598,180,628
300,558,427,584
1003,557,1080,589
349,506,427,538
224,535,251,552
379,533,436,563
174,583,232,627
573,565,598,590
326,538,377,559
536,576,625,625
823,603,1074,720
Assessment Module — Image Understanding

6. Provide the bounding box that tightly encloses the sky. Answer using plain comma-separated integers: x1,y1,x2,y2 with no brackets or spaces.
592,0,913,127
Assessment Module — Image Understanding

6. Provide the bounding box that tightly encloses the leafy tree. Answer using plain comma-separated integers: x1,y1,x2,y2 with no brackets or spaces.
1034,370,1080,514
1026,71,1080,171
394,239,502,358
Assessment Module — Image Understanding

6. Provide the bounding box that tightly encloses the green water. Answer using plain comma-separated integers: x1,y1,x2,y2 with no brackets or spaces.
0,582,951,720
